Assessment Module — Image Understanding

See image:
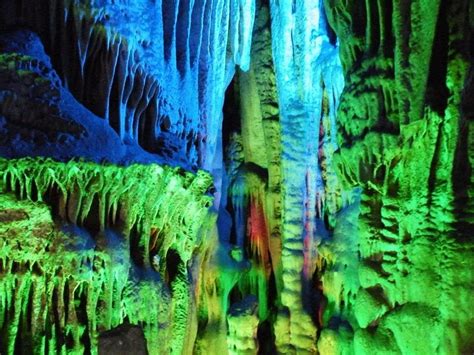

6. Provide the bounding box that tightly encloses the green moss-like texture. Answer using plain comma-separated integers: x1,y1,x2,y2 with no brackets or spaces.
314,0,474,353
218,0,473,353
0,0,472,353
0,158,215,354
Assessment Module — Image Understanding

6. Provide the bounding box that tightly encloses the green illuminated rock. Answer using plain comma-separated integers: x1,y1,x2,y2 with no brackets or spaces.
315,0,474,353
0,0,472,353
0,158,215,354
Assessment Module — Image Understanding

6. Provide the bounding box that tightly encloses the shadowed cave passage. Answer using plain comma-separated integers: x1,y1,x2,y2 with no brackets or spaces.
0,0,473,354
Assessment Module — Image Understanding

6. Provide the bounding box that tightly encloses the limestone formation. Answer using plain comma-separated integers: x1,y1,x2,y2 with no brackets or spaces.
0,0,472,354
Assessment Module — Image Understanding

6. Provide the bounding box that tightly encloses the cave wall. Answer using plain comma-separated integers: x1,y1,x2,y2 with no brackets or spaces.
317,0,474,353
0,0,257,176
220,0,474,353
0,0,473,354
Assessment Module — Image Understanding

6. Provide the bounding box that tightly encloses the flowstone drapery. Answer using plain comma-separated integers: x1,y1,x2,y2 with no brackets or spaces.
0,0,473,353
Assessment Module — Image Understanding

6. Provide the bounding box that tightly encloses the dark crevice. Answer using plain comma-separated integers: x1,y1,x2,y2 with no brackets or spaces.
426,121,444,207
129,223,144,267
222,76,242,149
74,286,91,353
368,0,380,55
382,0,394,57
425,0,449,115
257,320,277,354
165,249,182,288
81,195,101,235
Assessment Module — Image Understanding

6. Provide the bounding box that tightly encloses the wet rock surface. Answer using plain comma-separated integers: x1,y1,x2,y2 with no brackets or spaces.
0,0,472,354
99,324,148,355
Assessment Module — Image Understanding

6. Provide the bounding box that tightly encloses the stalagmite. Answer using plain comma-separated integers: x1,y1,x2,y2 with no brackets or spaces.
226,296,259,355
0,157,214,353
269,0,344,351
0,0,473,353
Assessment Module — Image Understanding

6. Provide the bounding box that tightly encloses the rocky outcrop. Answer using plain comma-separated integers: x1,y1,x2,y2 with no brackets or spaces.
0,0,256,173
0,30,162,165
226,296,259,355
316,0,474,353
0,158,214,354
99,324,148,355
0,0,473,354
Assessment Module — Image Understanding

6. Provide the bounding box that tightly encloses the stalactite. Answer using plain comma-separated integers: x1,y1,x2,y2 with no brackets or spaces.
0,157,213,265
0,0,472,353
268,0,344,351
0,0,256,172
314,0,474,353
0,157,215,354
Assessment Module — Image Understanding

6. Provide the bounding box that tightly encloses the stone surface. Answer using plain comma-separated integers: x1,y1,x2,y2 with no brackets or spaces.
99,324,148,355
0,0,472,354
